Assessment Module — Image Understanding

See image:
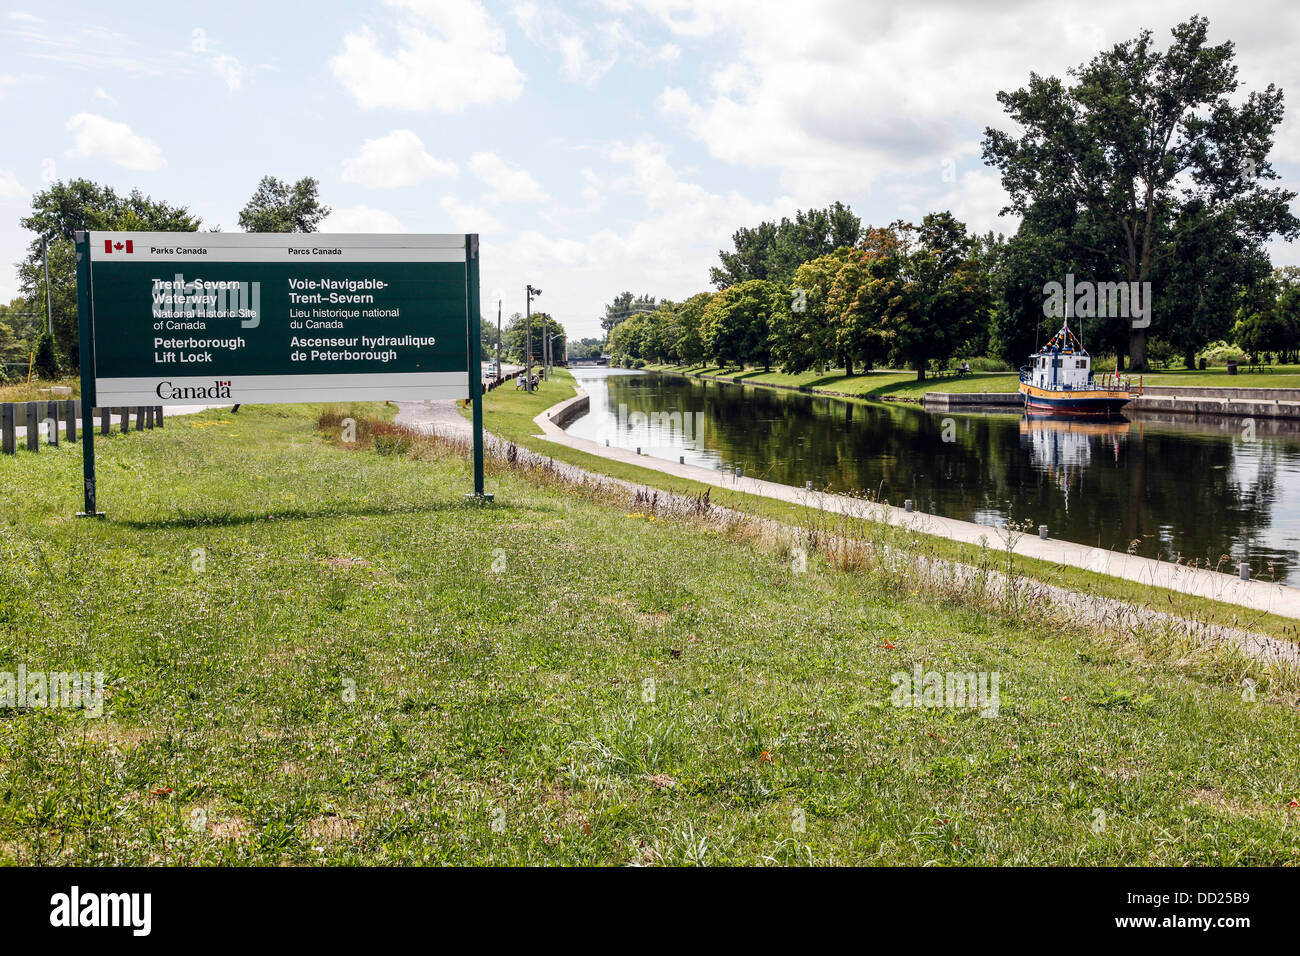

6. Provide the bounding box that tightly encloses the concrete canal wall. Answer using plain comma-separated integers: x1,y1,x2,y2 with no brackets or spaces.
924,385,1300,421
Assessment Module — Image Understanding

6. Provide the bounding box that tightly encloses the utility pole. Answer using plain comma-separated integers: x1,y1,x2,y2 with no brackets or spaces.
526,284,541,392
42,235,53,337
495,297,502,382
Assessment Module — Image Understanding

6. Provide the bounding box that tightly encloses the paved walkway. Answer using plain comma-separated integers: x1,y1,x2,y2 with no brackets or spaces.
530,389,1300,621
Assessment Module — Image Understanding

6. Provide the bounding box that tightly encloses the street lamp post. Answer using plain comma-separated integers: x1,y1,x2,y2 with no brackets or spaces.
525,284,542,392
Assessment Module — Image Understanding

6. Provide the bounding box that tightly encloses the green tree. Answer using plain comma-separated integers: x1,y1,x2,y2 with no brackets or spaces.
1233,267,1300,363
601,292,658,335
891,212,990,381
670,292,711,366
770,250,848,373
18,180,202,369
712,203,862,288
33,331,59,379
702,280,779,369
983,16,1298,369
238,176,330,233
826,228,906,376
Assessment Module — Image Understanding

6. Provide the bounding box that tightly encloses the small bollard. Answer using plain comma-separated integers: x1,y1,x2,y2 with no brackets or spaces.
805,481,812,491
1240,562,1250,582
1039,525,1049,540
734,466,742,478
904,499,913,513
679,455,684,464
605,438,609,446
636,447,641,455
25,402,38,451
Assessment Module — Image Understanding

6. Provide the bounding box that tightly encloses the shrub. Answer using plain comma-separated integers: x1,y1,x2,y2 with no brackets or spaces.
33,332,59,379
1197,340,1248,366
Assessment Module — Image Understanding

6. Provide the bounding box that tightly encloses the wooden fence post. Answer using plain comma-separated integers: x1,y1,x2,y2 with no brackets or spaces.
25,402,38,451
45,401,59,447
118,408,129,435
1,404,13,455
155,405,164,428
134,406,144,431
100,406,111,436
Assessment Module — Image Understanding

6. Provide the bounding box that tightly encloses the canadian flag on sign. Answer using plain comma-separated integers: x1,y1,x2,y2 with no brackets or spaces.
103,239,134,254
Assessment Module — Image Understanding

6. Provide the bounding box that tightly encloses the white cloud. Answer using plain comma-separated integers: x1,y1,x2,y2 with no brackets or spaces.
331,0,524,111
513,1,679,85
439,195,503,233
646,0,1300,202
320,205,407,232
469,152,548,204
210,54,247,92
0,170,28,201
92,86,117,106
64,113,164,171
341,130,457,188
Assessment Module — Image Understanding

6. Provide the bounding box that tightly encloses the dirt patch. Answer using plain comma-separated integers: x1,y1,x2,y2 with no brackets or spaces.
303,815,361,842
322,556,369,569
1190,787,1298,819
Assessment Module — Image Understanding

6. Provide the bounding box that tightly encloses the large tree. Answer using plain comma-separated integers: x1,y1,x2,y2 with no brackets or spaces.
18,179,202,369
982,16,1297,369
711,202,862,288
600,291,658,334
701,279,779,369
238,176,330,233
770,250,848,374
891,213,990,381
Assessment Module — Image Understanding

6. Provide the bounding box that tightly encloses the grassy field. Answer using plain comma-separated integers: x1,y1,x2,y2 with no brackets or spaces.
0,376,80,403
3,399,1300,865
641,363,1300,401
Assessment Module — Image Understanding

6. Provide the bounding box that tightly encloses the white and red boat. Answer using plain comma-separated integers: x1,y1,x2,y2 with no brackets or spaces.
1018,321,1140,417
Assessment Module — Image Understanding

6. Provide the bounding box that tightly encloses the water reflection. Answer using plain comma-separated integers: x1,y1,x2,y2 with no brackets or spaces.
566,367,1300,584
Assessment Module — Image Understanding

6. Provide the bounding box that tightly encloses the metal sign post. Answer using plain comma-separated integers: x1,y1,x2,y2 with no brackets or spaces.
465,234,491,501
74,230,104,518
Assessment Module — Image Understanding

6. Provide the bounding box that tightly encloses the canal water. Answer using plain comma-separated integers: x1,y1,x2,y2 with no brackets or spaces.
566,367,1300,586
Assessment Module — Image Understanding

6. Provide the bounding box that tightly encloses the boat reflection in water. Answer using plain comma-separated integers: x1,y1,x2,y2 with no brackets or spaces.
1019,411,1130,514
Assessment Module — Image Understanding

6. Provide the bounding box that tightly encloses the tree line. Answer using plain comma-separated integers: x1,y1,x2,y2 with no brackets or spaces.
609,16,1300,377
1,175,328,382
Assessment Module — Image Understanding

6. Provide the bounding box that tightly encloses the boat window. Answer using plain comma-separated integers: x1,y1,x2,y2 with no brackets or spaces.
1076,360,1086,368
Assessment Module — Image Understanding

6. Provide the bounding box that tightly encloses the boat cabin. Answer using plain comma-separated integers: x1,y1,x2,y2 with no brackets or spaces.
1028,349,1091,391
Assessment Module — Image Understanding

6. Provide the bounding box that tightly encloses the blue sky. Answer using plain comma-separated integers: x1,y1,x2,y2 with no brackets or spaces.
2,0,1299,340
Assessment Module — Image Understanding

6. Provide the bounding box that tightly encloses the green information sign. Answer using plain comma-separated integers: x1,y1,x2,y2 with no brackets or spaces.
74,231,488,515
84,232,473,404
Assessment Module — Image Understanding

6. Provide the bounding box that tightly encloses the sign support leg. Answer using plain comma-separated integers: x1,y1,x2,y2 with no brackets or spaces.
74,230,104,518
464,233,492,502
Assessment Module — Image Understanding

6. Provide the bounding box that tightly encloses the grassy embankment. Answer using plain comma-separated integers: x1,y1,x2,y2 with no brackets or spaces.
639,363,1300,402
471,371,1300,645
0,376,81,403
3,398,1300,865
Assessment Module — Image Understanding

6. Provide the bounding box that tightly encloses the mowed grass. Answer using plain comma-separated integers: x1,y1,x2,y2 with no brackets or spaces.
2,402,1300,865
643,363,1300,400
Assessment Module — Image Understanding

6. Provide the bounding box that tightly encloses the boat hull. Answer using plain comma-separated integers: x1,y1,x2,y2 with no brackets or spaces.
1018,383,1133,417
